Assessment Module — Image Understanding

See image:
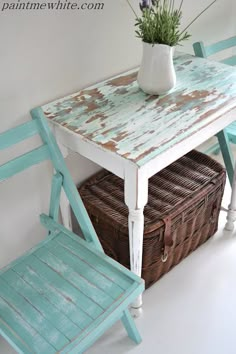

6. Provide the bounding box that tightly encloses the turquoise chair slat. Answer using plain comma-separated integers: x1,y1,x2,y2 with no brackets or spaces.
0,144,51,182
0,112,144,353
2,269,80,340
216,130,234,186
224,121,236,143
0,227,144,354
0,277,69,351
43,241,124,302
40,214,139,288
62,281,143,354
204,36,236,57
0,295,56,354
23,254,104,319
193,37,236,186
13,260,93,330
0,315,33,354
193,37,236,61
220,55,236,66
0,120,39,151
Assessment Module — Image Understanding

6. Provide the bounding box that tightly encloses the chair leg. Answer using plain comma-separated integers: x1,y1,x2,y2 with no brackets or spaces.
216,130,234,187
213,145,221,155
204,142,221,156
121,309,142,344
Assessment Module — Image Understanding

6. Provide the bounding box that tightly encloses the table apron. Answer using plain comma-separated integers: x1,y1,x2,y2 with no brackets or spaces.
50,123,127,179
49,107,236,182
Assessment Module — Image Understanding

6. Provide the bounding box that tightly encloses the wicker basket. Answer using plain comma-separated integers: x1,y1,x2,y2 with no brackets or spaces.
79,150,226,288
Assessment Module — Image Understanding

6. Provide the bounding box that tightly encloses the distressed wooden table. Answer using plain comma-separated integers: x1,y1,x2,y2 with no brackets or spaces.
40,52,236,308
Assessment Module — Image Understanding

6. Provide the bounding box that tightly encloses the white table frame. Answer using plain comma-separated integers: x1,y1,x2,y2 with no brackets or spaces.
50,105,236,308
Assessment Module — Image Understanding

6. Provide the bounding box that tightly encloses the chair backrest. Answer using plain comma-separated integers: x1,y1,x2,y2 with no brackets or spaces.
0,107,102,250
0,119,51,181
193,36,236,66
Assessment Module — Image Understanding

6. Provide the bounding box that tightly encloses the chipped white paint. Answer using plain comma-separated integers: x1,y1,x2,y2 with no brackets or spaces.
124,165,148,308
40,52,236,307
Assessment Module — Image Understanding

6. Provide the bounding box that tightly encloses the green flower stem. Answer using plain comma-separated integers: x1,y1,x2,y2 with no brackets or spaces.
127,0,216,46
179,0,217,36
178,0,184,13
126,0,138,18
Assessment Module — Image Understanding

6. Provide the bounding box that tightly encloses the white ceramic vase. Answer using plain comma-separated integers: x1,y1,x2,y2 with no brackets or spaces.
137,42,176,95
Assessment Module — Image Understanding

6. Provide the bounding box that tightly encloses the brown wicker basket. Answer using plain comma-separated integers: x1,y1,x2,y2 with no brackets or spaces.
79,150,226,288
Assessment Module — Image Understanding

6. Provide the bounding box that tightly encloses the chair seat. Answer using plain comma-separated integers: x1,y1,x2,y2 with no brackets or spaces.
0,228,144,354
226,121,236,143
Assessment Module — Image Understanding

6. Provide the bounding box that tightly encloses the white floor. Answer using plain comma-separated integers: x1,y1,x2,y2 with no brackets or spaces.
1,149,236,354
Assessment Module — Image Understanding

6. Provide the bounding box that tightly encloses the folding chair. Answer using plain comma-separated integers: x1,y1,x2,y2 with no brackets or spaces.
193,37,236,186
0,107,144,353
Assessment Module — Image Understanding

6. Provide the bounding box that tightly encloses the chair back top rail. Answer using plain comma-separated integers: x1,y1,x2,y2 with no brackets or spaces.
0,144,51,182
0,120,39,151
0,119,51,182
193,36,236,66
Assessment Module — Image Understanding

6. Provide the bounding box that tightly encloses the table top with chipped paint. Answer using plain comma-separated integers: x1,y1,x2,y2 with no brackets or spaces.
42,53,236,167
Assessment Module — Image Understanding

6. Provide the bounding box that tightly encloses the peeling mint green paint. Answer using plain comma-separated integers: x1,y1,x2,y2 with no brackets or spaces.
0,111,144,353
42,53,236,167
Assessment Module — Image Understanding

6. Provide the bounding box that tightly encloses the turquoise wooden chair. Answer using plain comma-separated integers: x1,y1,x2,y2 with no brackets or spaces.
0,108,144,354
193,37,236,186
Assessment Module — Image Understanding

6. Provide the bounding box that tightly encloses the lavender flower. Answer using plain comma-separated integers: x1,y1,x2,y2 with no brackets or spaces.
126,0,217,46
139,0,152,11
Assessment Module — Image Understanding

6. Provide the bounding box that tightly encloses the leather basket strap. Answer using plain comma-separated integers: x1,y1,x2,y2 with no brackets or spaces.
162,216,174,262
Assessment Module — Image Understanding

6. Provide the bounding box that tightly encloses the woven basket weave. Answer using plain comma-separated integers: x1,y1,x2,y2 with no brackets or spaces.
79,150,226,288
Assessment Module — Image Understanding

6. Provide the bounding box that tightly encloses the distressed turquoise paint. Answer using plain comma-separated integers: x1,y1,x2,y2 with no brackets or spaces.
216,130,234,186
0,145,51,182
225,121,236,143
221,56,236,66
0,120,39,151
121,309,142,344
203,36,236,57
0,114,144,353
42,53,236,167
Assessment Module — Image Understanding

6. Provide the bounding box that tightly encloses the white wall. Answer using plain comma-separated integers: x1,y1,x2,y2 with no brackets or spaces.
0,0,235,268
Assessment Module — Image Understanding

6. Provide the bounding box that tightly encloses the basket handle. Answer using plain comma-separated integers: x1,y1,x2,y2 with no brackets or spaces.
210,200,219,223
162,216,173,263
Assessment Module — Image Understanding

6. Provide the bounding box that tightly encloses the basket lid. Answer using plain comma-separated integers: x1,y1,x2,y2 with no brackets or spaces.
79,150,225,235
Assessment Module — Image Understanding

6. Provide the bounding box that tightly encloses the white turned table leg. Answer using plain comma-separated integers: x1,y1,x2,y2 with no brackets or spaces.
225,164,236,231
125,166,148,309
128,208,145,308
